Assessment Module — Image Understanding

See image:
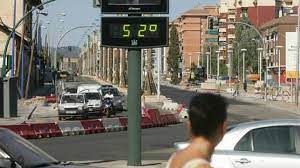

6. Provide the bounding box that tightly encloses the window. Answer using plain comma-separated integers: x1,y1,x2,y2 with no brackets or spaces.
252,127,295,154
235,132,252,151
294,127,300,154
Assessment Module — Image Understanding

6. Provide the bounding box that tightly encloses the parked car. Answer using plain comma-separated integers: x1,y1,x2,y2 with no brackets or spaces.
99,87,125,112
58,93,88,120
0,128,91,168
174,119,300,168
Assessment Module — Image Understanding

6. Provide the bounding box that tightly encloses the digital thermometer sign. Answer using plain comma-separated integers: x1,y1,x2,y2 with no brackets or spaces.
101,0,169,14
101,17,168,48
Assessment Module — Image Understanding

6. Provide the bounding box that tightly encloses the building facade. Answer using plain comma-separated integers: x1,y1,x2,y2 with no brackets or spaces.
172,6,219,81
260,16,297,83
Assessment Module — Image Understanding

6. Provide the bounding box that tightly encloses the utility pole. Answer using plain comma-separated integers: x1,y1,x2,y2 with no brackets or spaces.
241,49,247,84
257,48,263,81
216,50,220,79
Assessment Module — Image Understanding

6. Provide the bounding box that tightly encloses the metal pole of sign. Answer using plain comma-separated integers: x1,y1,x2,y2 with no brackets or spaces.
127,48,142,166
127,13,142,167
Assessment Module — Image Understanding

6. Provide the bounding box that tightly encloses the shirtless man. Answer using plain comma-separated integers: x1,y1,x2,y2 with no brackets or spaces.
167,93,228,168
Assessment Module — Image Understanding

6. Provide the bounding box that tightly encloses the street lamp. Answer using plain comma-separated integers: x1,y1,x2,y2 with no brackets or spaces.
37,12,48,16
241,49,247,84
276,45,283,88
227,49,233,83
257,48,263,81
205,52,210,80
216,50,221,80
57,12,66,16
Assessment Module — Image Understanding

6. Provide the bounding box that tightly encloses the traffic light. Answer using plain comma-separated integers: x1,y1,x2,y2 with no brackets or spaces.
208,17,214,30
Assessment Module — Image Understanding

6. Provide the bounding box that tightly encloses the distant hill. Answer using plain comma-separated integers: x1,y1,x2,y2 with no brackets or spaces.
50,46,81,58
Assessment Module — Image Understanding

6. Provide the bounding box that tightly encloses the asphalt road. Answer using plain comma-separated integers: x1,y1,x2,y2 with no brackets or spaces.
30,80,300,162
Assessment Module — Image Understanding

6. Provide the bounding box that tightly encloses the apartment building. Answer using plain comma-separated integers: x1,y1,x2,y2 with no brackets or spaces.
172,6,218,81
260,16,297,83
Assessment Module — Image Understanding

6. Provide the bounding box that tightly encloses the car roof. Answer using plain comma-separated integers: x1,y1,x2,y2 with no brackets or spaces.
78,84,101,87
216,119,300,150
62,93,84,96
231,119,300,131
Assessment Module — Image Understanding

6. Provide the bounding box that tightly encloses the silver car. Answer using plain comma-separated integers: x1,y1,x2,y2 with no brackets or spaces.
175,119,300,168
58,93,88,120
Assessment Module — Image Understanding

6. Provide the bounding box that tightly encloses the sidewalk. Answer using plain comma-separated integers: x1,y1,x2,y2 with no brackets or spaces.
0,83,56,125
161,80,300,115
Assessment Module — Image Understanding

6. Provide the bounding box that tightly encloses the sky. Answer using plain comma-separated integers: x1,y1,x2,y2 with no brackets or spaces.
39,0,218,47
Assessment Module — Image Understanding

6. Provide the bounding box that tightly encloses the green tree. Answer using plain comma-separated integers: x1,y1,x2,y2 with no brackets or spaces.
233,15,259,79
167,23,181,84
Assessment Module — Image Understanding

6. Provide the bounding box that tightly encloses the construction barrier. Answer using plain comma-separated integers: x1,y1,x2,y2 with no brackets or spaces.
101,118,124,132
45,95,57,103
80,119,105,134
30,123,62,138
119,117,128,130
141,117,154,129
0,108,182,139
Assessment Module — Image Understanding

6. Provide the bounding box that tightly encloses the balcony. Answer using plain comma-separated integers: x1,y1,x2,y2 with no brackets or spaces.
228,34,236,39
228,14,236,19
219,19,227,23
228,24,235,29
219,28,227,33
219,37,227,42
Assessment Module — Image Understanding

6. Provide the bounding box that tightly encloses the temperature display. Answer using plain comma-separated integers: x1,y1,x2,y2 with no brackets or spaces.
102,17,168,48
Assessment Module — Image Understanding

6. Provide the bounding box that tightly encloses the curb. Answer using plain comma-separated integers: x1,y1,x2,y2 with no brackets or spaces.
0,108,180,139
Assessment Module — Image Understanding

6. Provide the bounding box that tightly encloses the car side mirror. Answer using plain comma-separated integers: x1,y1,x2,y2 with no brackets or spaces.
0,158,13,168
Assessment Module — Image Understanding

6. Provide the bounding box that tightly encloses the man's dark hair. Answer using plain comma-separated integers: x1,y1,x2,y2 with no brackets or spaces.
188,93,228,139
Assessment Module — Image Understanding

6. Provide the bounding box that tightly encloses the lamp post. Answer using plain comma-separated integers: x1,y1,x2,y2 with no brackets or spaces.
275,46,283,88
252,38,260,75
257,48,263,81
241,49,247,84
228,49,233,83
206,52,210,80
216,50,221,80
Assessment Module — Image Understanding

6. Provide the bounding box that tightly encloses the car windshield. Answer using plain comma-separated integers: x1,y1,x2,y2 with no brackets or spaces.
61,95,84,103
0,129,58,168
102,88,120,96
85,92,101,100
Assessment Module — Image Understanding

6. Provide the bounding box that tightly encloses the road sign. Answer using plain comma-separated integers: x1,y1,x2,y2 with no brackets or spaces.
101,0,169,14
101,17,168,48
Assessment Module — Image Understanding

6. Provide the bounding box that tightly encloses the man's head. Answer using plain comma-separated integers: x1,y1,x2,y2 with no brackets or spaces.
188,93,228,144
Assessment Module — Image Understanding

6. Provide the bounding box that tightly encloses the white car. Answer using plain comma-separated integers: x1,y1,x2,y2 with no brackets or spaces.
58,93,88,120
81,91,103,116
174,119,300,168
77,84,101,94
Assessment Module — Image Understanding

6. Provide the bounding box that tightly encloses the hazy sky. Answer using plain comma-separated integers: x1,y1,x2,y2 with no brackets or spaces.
39,0,218,47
